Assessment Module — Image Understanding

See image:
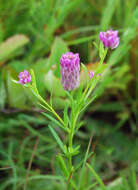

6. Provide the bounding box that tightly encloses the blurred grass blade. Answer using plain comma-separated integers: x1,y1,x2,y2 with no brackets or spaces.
128,170,137,190
0,34,29,62
8,142,17,190
87,163,106,190
101,0,118,30
86,182,98,190
67,35,96,45
20,120,52,143
78,134,93,189
61,25,99,39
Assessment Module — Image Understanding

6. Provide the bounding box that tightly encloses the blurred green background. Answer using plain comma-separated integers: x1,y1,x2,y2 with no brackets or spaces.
0,0,138,189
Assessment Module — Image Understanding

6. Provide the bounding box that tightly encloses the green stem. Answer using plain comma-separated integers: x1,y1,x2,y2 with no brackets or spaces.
85,78,98,100
68,112,79,190
38,93,65,127
81,48,108,103
50,106,65,127
30,86,66,128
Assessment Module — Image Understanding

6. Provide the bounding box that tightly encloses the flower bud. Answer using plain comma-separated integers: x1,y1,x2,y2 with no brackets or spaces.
89,71,95,79
99,29,120,49
18,70,32,85
60,52,80,91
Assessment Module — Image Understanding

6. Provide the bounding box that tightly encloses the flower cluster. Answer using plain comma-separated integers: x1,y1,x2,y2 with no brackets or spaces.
18,70,32,85
18,29,119,89
60,52,80,91
99,29,120,49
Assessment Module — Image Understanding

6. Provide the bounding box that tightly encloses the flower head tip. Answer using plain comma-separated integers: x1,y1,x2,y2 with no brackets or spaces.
60,52,80,91
18,70,32,85
99,29,120,49
89,71,95,79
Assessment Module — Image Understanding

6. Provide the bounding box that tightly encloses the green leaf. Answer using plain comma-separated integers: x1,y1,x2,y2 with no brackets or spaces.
38,103,51,112
31,58,50,96
30,69,38,94
80,95,97,113
72,145,80,156
42,112,68,132
44,70,66,97
95,63,108,75
63,102,69,127
57,154,69,178
93,41,99,50
99,42,105,59
0,34,29,62
100,0,118,30
48,125,65,153
128,170,137,190
49,37,69,77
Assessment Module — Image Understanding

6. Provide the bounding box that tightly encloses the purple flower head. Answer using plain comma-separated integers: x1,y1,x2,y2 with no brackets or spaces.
99,29,120,49
18,70,32,85
60,52,80,91
89,71,95,79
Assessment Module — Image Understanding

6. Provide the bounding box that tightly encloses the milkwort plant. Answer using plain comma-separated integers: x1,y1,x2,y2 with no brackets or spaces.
13,29,119,189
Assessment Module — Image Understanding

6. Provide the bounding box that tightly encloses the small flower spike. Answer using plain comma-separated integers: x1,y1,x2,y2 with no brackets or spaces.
99,29,120,49
60,52,80,91
18,70,32,85
89,71,95,79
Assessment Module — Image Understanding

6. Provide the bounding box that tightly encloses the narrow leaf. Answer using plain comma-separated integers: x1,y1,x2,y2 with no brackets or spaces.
57,154,69,178
48,125,65,153
78,134,94,189
42,112,67,132
30,69,38,94
63,102,69,126
87,163,106,190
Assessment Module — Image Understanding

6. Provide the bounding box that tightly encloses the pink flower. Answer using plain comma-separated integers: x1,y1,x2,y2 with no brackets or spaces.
89,71,95,79
99,29,120,49
60,52,80,91
18,70,32,85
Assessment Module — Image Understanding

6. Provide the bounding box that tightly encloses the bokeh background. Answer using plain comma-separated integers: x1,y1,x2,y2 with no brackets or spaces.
0,0,138,189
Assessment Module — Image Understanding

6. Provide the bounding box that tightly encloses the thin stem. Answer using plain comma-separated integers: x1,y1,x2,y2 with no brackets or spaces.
23,136,40,190
50,106,65,127
81,48,108,103
35,91,66,128
68,112,79,190
30,85,66,128
85,78,99,100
